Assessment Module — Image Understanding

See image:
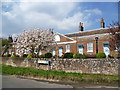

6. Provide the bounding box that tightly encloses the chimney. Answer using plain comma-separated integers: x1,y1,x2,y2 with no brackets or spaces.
79,22,84,31
100,17,105,28
8,35,13,43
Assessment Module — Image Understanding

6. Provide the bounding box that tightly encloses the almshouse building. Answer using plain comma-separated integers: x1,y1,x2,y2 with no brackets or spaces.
49,18,120,57
3,18,120,57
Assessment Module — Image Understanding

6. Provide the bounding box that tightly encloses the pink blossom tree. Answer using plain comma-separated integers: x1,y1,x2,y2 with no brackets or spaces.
14,29,55,57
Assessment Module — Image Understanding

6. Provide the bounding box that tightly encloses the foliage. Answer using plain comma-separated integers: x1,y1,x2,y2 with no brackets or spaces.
73,53,86,59
27,55,32,58
1,64,119,86
96,53,106,58
44,53,52,58
4,54,11,57
39,55,45,58
108,21,120,53
14,29,55,57
1,38,9,47
63,52,73,58
15,55,20,57
10,55,16,58
22,54,28,58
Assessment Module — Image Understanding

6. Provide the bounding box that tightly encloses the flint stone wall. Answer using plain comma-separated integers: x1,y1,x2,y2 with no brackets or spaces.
1,57,119,75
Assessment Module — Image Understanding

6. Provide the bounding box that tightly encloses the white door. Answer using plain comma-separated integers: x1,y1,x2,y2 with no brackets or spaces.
78,46,83,54
103,44,110,56
59,47,63,57
52,50,56,56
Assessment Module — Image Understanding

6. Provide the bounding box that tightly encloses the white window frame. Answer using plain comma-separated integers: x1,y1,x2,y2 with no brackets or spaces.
66,44,70,52
87,42,93,52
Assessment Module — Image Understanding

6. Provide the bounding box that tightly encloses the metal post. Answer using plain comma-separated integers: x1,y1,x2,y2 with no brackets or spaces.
95,37,99,54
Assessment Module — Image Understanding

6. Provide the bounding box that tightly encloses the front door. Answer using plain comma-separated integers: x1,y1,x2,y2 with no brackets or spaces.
78,45,83,54
59,46,63,57
52,50,56,56
103,44,110,56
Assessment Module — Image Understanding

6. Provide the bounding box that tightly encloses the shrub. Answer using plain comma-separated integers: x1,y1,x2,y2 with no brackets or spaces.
86,54,96,58
73,53,86,59
96,53,106,58
4,54,11,57
44,53,52,58
63,52,73,58
27,55,32,58
53,55,57,58
10,55,16,58
39,55,45,58
15,55,19,57
22,54,28,58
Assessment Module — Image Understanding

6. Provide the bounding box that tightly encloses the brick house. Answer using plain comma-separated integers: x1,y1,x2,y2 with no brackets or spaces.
4,18,120,57
49,18,120,57
53,28,118,57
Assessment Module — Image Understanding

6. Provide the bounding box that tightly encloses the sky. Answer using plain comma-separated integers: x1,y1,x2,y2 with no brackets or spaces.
1,0,119,38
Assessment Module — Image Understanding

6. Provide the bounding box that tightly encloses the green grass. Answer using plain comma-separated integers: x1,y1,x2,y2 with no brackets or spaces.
0,64,119,86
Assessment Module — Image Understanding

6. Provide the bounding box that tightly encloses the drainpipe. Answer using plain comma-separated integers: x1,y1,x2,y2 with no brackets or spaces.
95,37,99,54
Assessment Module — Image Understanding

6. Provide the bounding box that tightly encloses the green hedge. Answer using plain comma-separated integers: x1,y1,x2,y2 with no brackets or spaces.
44,53,52,58
96,53,106,58
22,54,28,58
10,55,16,58
27,55,32,58
73,53,86,59
4,54,11,57
63,52,73,58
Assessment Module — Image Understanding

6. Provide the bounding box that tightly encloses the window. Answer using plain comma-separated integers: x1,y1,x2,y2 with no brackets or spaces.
66,44,70,52
55,35,60,41
87,43,93,52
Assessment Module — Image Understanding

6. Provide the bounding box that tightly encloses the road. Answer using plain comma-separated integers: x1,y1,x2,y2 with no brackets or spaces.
2,75,73,88
1,75,119,89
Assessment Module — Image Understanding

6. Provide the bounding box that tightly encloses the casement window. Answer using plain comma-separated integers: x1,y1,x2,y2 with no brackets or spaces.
66,44,70,52
87,43,93,52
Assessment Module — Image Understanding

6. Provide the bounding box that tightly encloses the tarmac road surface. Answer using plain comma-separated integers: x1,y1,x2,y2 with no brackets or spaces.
2,75,73,88
1,75,119,89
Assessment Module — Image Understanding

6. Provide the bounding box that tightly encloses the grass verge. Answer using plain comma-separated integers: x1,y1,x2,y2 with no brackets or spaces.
0,64,119,86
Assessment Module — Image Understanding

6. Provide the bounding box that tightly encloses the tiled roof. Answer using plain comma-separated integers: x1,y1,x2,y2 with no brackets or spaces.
65,27,119,37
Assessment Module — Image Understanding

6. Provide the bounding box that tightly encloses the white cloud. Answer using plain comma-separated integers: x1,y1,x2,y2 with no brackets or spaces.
84,8,102,15
2,1,103,37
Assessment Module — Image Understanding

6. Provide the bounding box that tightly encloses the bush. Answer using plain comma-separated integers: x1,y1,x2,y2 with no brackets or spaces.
86,54,96,58
73,53,86,59
63,52,73,58
44,53,52,58
27,55,32,58
22,54,28,58
39,55,45,58
15,55,19,57
10,55,16,58
96,53,106,58
4,54,11,57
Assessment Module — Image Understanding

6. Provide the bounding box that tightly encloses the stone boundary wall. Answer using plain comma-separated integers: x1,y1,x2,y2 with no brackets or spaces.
0,57,119,75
